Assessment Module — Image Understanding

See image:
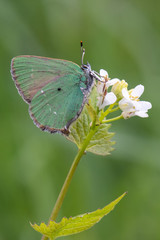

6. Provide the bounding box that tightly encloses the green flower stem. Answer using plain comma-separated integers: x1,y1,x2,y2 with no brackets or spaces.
102,114,123,123
99,103,121,123
42,123,98,240
99,104,115,122
109,106,120,113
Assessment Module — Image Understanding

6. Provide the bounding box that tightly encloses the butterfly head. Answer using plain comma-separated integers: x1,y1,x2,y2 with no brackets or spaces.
81,62,91,72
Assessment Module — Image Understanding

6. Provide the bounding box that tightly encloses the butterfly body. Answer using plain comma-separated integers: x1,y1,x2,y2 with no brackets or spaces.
11,55,94,135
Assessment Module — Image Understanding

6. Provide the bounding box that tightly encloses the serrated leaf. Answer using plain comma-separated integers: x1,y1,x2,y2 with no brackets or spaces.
87,124,115,155
31,192,126,240
67,87,115,155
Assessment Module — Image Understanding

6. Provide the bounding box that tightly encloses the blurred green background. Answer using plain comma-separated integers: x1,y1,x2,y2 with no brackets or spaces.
0,0,160,239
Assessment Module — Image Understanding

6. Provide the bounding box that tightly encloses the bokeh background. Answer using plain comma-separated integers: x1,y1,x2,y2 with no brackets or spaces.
0,0,160,239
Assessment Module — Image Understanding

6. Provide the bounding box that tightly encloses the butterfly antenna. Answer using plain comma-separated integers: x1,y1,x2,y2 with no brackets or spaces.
80,41,85,65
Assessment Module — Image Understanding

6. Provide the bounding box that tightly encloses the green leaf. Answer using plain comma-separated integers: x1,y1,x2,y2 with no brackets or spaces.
67,87,115,155
31,192,126,240
87,124,115,155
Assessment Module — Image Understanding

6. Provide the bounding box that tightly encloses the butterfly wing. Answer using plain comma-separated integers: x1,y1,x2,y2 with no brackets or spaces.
11,55,90,134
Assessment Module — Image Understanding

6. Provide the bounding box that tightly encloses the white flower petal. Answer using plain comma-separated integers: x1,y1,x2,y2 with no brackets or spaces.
139,101,152,110
134,111,149,118
106,78,120,88
133,101,152,111
99,92,117,109
119,98,134,111
100,69,108,78
131,84,144,98
121,88,129,99
105,92,117,104
97,82,104,94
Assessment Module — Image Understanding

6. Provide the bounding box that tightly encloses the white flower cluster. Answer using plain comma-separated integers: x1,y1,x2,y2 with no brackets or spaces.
97,69,152,119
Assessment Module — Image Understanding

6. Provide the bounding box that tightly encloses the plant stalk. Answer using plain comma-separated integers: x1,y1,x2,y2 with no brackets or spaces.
41,126,97,240
102,115,123,123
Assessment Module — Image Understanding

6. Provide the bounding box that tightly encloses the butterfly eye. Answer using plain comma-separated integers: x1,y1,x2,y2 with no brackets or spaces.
57,88,62,91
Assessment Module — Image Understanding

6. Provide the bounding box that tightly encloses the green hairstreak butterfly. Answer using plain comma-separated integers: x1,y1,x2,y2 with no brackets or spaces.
11,42,100,135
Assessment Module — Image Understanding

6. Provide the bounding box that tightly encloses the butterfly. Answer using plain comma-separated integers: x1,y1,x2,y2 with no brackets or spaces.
11,42,100,135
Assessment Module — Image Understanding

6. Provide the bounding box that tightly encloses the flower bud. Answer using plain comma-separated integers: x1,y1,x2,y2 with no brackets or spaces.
111,80,128,100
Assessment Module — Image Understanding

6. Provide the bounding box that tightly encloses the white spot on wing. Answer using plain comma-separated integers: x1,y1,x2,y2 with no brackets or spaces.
41,89,46,97
54,112,57,115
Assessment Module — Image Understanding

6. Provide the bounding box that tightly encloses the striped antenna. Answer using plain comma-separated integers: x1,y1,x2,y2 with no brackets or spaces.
80,41,85,66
